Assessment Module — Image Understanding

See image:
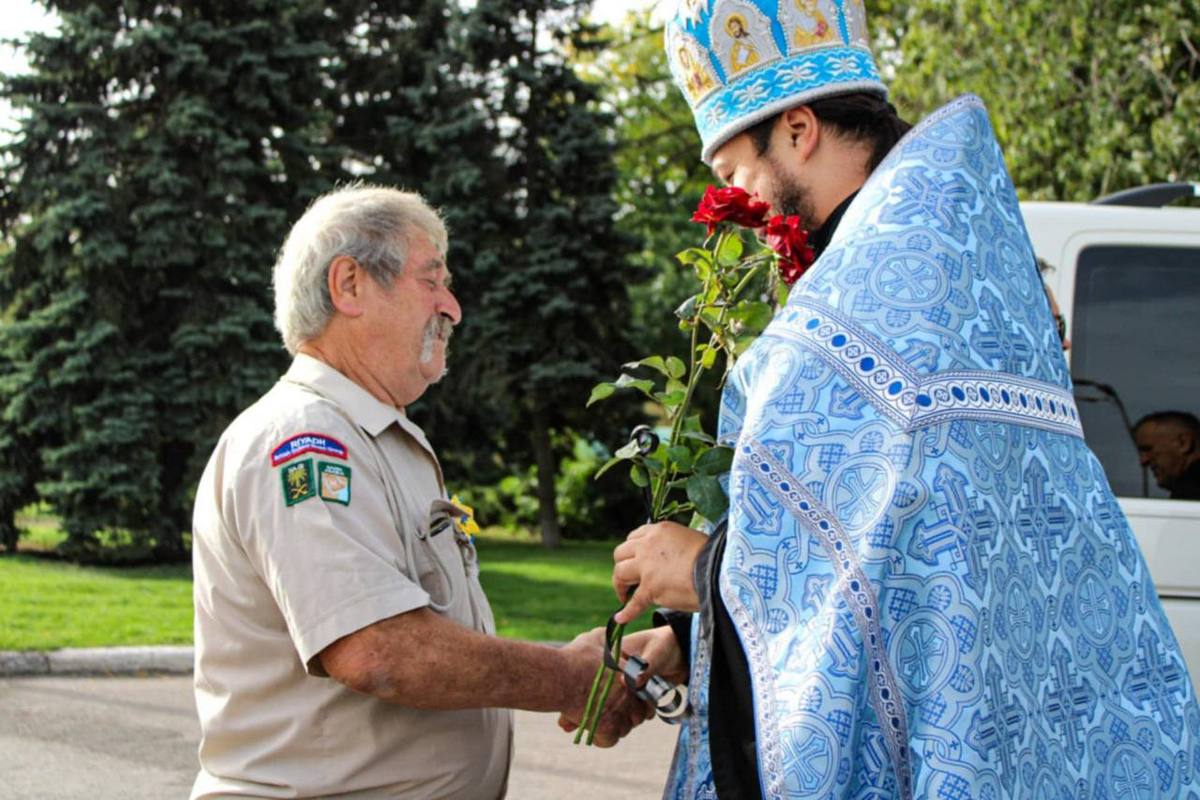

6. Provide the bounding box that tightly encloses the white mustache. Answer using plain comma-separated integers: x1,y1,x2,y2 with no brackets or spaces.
419,315,454,364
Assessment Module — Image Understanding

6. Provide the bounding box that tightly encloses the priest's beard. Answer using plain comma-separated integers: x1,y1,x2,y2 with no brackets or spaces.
419,315,454,382
768,155,820,231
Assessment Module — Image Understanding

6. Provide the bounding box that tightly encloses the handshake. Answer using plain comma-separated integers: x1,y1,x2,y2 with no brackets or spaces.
555,520,707,747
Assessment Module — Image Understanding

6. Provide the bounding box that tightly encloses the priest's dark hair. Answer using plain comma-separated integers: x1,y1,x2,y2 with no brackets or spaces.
746,91,912,173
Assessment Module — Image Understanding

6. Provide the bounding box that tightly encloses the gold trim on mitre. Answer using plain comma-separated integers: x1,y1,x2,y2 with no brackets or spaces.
778,0,841,52
708,0,783,79
668,28,721,105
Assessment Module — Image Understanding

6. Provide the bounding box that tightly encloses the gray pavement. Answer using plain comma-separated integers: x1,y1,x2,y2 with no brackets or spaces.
0,672,679,799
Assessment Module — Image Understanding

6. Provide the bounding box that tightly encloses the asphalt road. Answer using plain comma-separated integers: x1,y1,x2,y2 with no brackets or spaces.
0,675,679,799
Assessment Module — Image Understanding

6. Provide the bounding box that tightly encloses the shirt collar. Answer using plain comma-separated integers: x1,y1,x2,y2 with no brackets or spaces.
282,355,433,453
809,190,859,259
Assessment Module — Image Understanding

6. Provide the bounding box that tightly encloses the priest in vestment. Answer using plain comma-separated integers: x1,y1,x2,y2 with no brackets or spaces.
616,2,1200,798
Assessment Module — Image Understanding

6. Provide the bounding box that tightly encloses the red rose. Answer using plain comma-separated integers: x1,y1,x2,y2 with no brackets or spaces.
764,214,815,286
691,185,771,235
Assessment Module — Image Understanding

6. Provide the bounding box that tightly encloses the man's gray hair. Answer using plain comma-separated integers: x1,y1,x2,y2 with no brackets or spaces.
273,184,448,354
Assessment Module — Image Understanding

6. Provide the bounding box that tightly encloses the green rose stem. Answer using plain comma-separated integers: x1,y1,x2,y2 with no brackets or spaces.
582,622,627,745
648,252,768,517
575,231,771,744
574,613,627,744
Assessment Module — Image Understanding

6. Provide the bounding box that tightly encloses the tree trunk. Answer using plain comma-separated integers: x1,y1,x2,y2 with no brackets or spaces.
0,518,17,553
530,415,562,550
152,439,191,562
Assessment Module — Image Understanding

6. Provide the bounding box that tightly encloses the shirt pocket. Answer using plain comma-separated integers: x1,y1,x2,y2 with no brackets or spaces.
411,504,463,614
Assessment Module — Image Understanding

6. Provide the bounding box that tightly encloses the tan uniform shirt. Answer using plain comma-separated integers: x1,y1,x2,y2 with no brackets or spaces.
191,355,512,799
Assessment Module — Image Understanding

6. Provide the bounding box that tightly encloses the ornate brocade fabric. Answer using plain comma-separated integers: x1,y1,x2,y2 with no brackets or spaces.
664,96,1200,800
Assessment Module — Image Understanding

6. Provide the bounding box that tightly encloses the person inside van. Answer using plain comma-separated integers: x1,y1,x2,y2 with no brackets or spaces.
1133,410,1200,499
1036,257,1070,351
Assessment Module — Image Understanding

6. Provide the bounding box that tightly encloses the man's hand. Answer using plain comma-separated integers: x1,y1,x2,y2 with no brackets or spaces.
556,627,687,735
618,626,688,686
612,522,707,624
555,627,654,747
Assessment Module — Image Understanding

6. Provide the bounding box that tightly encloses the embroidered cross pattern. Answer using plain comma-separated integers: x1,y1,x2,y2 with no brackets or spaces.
1015,460,1074,587
833,464,890,530
1107,746,1157,800
1076,570,1115,642
878,167,976,246
1090,494,1139,577
899,621,948,691
873,251,947,307
783,725,835,795
965,659,1027,795
971,289,1035,374
1126,628,1187,744
1041,642,1097,768
908,463,998,593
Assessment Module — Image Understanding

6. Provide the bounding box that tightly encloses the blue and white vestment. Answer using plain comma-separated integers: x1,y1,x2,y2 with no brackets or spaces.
664,95,1200,800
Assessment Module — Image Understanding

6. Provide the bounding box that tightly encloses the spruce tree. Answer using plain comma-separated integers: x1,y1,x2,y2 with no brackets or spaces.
325,0,514,445
0,0,342,559
451,0,639,547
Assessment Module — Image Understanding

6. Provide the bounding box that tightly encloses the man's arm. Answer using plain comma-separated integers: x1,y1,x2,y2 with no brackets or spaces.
319,607,650,745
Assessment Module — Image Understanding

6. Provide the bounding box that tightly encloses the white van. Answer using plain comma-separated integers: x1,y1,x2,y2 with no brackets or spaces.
1023,183,1200,679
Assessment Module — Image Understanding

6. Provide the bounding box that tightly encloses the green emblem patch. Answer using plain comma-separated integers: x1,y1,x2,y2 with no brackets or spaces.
281,459,316,506
318,461,351,505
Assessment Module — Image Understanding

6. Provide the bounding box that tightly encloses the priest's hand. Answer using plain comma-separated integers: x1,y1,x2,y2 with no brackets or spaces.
612,521,706,624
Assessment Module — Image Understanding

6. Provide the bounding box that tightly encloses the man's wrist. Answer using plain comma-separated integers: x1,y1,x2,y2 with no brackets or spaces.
552,641,592,714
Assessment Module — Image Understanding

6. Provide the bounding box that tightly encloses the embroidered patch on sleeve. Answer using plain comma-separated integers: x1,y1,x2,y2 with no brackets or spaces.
281,459,316,506
318,462,351,505
270,433,348,467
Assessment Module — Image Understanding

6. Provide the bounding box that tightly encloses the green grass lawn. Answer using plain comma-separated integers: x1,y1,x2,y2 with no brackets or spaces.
0,530,643,650
476,536,649,641
0,555,194,650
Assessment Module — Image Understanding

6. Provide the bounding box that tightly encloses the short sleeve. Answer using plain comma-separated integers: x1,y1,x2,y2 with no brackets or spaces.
224,417,428,675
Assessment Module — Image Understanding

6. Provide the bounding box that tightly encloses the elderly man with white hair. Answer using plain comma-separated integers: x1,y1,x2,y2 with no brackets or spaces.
190,185,648,799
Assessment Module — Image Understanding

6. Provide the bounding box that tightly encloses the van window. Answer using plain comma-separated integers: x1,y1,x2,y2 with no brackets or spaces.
1070,245,1200,499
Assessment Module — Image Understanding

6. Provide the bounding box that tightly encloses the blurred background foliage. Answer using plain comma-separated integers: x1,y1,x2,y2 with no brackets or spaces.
0,0,1196,561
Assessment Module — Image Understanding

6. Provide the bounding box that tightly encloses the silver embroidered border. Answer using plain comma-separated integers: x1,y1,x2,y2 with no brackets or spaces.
744,438,915,800
686,622,712,799
720,573,786,798
770,298,1084,438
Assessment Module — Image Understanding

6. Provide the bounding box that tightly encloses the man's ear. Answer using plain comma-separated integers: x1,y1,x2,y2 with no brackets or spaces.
328,255,368,317
779,105,820,162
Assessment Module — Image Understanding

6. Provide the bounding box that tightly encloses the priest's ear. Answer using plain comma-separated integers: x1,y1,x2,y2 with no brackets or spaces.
780,105,820,162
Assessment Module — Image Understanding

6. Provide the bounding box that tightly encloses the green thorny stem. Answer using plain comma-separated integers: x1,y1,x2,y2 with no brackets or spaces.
575,231,771,744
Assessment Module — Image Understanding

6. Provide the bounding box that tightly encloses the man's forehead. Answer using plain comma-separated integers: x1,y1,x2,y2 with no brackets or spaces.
413,251,452,284
414,254,445,272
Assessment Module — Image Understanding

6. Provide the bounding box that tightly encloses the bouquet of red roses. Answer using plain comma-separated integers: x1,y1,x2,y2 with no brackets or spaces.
572,186,814,743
